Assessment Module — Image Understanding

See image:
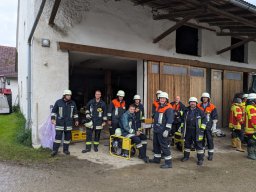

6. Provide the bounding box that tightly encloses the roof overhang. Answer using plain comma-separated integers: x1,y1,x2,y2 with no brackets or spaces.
49,0,256,55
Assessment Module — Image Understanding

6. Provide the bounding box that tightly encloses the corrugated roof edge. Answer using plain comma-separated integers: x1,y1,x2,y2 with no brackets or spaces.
228,0,256,13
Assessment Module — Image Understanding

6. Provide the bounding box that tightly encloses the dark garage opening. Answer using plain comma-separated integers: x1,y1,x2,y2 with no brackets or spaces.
69,52,137,110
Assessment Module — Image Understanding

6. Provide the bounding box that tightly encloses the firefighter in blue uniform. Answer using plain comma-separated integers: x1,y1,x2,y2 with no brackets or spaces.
82,90,107,153
51,90,79,157
107,90,126,136
149,92,174,169
180,97,207,166
197,92,218,161
119,104,149,163
133,95,145,130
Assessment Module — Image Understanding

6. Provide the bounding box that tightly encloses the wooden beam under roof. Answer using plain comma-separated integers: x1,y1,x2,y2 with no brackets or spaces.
207,5,256,28
183,0,256,28
134,0,155,6
217,35,256,55
153,13,199,43
48,0,62,26
153,9,204,20
216,32,256,36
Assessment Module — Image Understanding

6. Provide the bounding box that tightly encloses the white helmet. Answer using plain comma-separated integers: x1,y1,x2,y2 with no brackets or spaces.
242,94,248,98
247,93,256,100
133,95,141,100
115,128,122,136
158,92,169,99
156,90,162,95
189,97,198,103
63,89,72,95
201,92,210,98
117,90,125,97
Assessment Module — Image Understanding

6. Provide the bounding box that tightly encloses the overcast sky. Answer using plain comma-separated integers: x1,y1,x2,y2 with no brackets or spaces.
0,0,256,47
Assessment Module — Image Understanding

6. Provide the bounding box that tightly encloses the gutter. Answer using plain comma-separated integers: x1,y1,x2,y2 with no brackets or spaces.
27,0,46,128
227,0,256,14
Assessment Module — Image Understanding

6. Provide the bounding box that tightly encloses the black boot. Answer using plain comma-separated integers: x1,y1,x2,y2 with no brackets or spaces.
82,145,91,153
149,157,161,164
181,151,190,162
94,145,98,152
63,144,70,155
51,151,58,157
197,153,204,166
208,152,213,161
51,142,60,157
160,159,172,169
139,145,149,163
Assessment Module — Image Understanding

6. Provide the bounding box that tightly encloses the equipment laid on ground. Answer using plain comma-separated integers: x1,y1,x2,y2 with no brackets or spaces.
71,129,86,142
0,76,12,114
110,135,136,160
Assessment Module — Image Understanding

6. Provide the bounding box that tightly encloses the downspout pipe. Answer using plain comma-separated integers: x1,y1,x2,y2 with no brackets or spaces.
27,0,46,128
226,0,256,14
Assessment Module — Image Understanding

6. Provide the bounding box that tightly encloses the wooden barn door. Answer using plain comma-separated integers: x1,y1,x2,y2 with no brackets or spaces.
189,67,206,100
211,70,223,127
223,71,243,127
160,63,190,103
147,61,160,117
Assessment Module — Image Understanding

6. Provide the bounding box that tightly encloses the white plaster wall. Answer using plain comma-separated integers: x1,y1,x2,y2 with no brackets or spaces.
5,78,19,106
18,0,256,146
17,0,36,118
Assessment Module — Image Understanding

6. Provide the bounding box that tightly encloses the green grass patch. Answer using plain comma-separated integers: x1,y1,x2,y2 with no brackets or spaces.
0,111,53,163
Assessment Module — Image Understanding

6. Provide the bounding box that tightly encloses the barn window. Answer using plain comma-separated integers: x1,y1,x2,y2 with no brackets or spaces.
151,64,159,74
225,72,242,80
163,65,187,75
176,26,199,56
231,37,247,63
190,68,204,77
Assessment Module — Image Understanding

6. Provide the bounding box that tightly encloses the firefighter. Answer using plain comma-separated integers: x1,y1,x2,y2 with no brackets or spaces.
229,97,245,152
152,90,162,118
149,92,174,169
119,104,149,163
197,92,218,161
133,95,145,131
107,90,126,136
180,97,206,166
82,90,107,153
241,94,248,111
170,96,185,145
245,93,256,160
240,94,248,143
51,90,79,157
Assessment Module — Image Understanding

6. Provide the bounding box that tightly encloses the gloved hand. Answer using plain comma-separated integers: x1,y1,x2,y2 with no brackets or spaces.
163,130,169,138
178,126,181,133
129,129,134,134
211,123,217,133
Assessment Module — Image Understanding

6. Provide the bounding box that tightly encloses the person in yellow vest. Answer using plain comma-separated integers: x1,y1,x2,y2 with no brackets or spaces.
240,94,248,144
245,93,256,160
229,97,245,152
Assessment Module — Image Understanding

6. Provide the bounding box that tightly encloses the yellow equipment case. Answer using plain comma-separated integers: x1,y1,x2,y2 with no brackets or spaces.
109,135,136,160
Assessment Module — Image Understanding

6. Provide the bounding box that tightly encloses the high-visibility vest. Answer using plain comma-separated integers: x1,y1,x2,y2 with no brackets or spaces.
245,105,256,135
229,104,243,130
240,102,246,122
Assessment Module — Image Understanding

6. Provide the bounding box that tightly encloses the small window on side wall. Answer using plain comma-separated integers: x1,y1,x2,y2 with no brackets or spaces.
231,37,247,63
176,26,199,56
